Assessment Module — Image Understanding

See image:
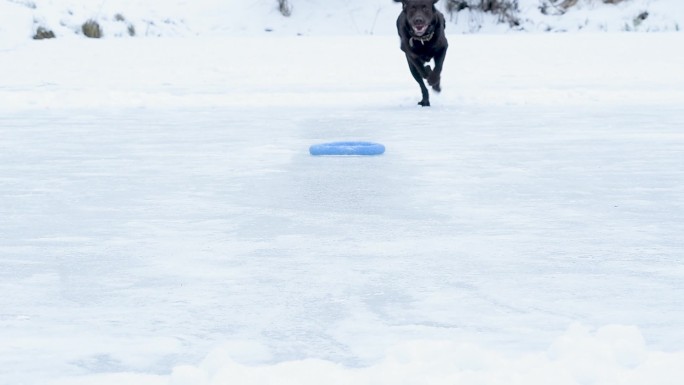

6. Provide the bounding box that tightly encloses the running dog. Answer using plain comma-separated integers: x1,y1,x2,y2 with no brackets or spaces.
394,0,448,106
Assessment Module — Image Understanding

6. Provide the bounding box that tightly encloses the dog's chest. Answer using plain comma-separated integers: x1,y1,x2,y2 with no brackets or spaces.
408,38,437,61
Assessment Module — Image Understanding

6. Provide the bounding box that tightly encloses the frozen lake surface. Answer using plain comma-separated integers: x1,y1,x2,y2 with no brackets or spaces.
1,34,683,384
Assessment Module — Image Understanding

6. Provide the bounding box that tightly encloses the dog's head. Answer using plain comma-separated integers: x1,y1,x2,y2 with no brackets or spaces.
399,0,439,36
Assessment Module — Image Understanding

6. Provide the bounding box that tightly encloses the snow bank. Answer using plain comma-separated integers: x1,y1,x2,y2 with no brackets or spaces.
514,0,684,33
51,324,684,385
170,325,684,385
0,0,398,42
1,0,682,44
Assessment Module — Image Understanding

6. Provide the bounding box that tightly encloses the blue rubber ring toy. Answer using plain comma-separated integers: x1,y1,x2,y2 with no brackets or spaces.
309,141,385,156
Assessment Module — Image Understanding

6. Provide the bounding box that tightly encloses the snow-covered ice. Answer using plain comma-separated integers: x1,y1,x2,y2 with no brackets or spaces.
1,5,684,385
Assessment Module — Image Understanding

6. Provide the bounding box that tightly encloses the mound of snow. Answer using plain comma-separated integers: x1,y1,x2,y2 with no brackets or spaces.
50,325,684,385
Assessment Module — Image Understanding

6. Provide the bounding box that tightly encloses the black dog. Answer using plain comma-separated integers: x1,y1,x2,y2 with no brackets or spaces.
394,0,448,106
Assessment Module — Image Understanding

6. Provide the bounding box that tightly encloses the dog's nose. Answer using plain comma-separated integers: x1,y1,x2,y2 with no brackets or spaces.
415,18,424,25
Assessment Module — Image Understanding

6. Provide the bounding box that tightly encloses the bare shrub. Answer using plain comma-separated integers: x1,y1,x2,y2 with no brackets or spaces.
445,0,520,27
33,26,55,40
82,19,102,38
278,0,292,17
9,0,36,9
542,0,627,15
114,13,136,36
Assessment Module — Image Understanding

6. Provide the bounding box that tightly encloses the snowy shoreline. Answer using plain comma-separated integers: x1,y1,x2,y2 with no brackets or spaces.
1,0,683,44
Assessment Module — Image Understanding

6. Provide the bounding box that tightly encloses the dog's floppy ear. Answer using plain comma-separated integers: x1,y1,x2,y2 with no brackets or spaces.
393,0,407,7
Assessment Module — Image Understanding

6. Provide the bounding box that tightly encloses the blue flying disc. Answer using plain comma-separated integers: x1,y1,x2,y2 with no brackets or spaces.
309,141,385,156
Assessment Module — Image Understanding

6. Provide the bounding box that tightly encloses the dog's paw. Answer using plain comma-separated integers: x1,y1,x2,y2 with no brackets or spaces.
418,99,430,107
427,72,441,91
422,65,432,79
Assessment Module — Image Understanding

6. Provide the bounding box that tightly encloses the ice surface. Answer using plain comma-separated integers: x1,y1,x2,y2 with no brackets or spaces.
1,30,683,385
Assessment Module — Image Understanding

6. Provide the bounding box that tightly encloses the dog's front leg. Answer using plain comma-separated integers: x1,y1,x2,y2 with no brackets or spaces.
405,56,430,107
428,46,447,92
406,53,430,79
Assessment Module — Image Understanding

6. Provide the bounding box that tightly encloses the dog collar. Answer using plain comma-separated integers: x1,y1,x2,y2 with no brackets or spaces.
409,31,434,48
